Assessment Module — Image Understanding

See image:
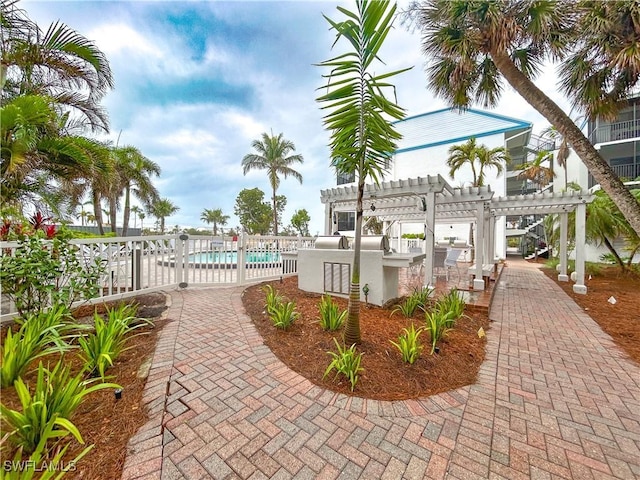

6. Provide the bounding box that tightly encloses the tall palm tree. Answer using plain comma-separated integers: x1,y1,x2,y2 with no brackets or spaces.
1,0,113,131
317,0,410,345
516,151,555,191
406,0,640,237
446,138,509,262
149,198,179,234
200,208,229,236
112,146,160,236
446,138,510,187
241,132,304,236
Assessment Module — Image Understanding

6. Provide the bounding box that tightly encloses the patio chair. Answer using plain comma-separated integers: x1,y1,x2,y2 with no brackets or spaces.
445,248,462,281
433,247,448,279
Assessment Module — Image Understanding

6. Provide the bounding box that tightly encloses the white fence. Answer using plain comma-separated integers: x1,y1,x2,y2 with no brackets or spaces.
0,233,315,322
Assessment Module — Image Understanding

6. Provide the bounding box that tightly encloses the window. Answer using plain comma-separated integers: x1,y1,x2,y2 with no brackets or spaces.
337,212,355,231
337,171,355,185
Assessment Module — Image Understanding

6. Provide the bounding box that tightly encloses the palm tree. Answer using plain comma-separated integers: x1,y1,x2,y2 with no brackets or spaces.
446,138,510,187
112,146,160,236
446,138,510,262
200,208,229,236
130,205,141,229
317,0,410,345
406,0,640,237
516,151,555,191
1,0,113,131
138,212,145,233
149,198,179,234
241,132,303,236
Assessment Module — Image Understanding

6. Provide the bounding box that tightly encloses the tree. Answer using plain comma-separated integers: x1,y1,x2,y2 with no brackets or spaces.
515,150,555,190
406,0,640,237
290,209,310,236
112,146,160,236
1,0,114,131
148,198,179,234
130,205,141,229
317,0,410,345
233,188,272,235
241,132,304,236
446,138,510,187
200,208,230,236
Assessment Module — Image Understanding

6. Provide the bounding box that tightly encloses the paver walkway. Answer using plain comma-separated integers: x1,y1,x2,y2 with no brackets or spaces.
122,260,640,479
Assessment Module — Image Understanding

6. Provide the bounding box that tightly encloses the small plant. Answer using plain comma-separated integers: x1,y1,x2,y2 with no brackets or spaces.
318,294,347,331
435,288,466,322
0,361,119,454
263,284,283,315
391,286,434,318
391,295,422,318
324,338,364,391
269,301,299,330
78,303,148,379
424,310,452,355
390,323,424,364
1,308,72,388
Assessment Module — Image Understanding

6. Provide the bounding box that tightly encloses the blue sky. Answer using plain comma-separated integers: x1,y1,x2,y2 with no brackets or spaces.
24,0,569,235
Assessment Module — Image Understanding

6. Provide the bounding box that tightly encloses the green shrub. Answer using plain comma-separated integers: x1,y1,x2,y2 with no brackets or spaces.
78,303,148,379
0,236,103,317
392,286,433,318
424,310,453,355
586,262,603,276
263,284,283,315
324,338,364,391
390,324,423,364
318,294,346,331
435,288,466,322
1,308,73,388
0,361,118,454
269,301,299,330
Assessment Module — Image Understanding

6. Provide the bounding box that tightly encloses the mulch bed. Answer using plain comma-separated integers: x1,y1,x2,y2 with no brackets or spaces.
0,293,168,480
242,276,490,400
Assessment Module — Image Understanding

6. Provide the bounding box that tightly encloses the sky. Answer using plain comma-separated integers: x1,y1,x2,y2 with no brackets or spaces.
24,0,571,236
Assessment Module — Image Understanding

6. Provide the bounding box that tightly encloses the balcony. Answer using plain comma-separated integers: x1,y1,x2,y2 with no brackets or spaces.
589,119,640,144
588,163,640,189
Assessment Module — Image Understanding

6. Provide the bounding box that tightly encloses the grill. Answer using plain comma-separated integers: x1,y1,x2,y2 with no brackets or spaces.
360,235,390,253
314,235,349,250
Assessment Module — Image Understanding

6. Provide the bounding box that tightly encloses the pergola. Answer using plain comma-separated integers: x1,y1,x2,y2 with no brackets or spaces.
320,175,594,293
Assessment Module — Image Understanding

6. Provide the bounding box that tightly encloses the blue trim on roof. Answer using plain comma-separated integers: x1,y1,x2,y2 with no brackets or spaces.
394,107,532,129
394,125,530,154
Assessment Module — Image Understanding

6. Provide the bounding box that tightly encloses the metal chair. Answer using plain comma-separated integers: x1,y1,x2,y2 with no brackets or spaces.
433,247,448,279
445,248,462,281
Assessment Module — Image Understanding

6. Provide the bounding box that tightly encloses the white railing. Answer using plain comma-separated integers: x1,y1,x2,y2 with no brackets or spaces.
0,233,315,322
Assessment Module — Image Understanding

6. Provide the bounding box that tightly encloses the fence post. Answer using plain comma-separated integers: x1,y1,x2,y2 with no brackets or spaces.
238,232,247,285
177,233,189,288
133,246,142,290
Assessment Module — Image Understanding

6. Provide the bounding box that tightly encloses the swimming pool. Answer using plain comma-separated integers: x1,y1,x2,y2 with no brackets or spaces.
187,250,281,269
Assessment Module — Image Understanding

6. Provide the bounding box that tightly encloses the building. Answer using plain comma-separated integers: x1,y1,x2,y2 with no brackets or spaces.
331,107,533,259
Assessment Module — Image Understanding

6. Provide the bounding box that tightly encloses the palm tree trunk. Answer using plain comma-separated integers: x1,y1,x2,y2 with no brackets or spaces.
92,190,105,235
122,185,131,237
109,196,117,234
490,49,640,237
603,237,628,274
344,179,364,346
272,188,278,236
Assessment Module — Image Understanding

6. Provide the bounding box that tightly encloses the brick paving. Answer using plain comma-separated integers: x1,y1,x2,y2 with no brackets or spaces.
122,259,640,479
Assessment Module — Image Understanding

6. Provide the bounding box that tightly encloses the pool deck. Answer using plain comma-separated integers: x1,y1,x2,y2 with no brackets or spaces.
121,258,640,479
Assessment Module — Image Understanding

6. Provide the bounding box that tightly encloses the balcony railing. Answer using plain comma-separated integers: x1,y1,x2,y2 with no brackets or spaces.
588,163,640,188
589,119,640,144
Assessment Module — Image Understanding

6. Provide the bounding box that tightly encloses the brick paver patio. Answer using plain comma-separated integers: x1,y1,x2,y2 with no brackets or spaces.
122,259,640,479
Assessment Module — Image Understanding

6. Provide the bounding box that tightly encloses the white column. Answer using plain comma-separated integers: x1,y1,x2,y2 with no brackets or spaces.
473,203,485,290
488,214,496,263
573,203,587,294
423,192,436,288
558,212,569,281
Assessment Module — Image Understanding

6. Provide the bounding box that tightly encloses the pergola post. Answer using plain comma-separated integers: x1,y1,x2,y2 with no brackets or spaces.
488,213,496,264
558,212,569,281
325,203,332,235
473,203,486,290
423,192,436,289
573,203,587,294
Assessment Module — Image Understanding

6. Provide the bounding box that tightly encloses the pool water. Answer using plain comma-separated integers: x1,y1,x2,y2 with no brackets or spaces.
188,250,280,264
